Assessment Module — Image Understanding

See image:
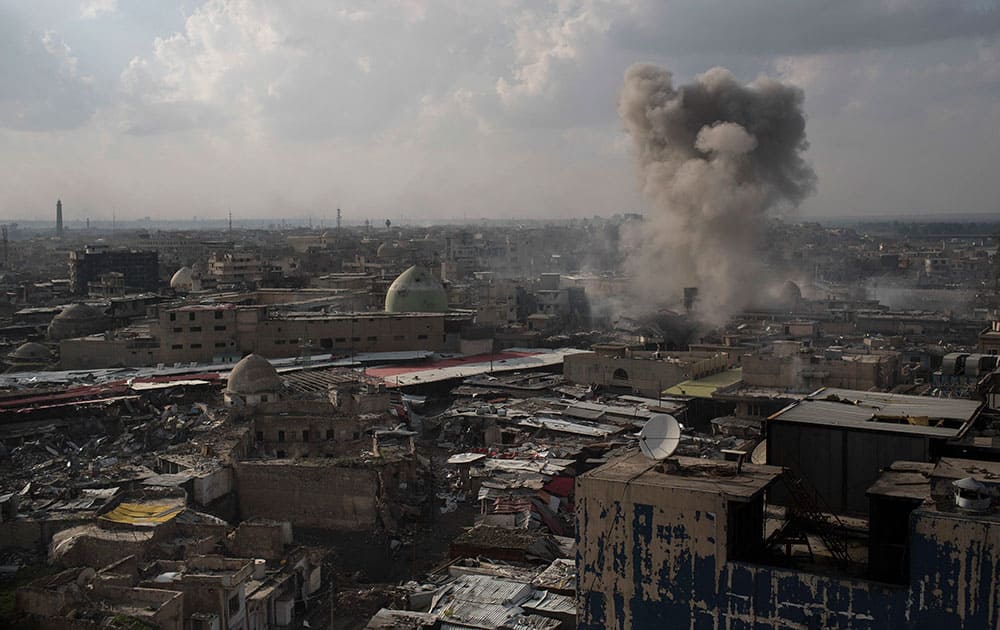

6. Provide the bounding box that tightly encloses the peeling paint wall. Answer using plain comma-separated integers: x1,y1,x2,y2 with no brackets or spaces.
577,475,1000,629
576,475,723,629
909,509,1000,628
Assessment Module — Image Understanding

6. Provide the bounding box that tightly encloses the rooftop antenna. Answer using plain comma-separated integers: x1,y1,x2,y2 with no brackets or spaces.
638,413,681,463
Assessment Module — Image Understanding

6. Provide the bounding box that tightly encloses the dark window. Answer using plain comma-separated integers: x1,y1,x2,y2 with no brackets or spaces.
173,327,182,333
302,430,310,441
171,344,183,349
326,430,334,440
276,450,285,458
229,594,240,616
169,313,176,321
214,325,226,331
275,340,286,345
367,336,377,342
612,368,629,381
320,338,333,349
353,431,360,440
190,343,202,349
255,431,263,442
188,312,195,321
417,334,428,340
190,326,201,332
214,311,223,319
394,335,405,341
352,336,360,342
278,430,285,442
215,342,226,348
335,337,346,343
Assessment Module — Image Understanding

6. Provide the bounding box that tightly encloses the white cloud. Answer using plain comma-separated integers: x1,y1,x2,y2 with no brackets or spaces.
0,0,998,220
80,0,119,20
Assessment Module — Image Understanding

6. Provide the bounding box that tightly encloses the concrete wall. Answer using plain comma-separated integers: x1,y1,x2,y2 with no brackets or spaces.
193,466,235,505
229,521,288,560
576,473,726,629
565,352,726,397
908,509,1000,628
742,352,898,392
577,464,1000,629
235,461,379,530
1,517,91,550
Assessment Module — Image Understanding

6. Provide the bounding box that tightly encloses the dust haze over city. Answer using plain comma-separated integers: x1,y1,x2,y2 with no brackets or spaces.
1,2,1000,629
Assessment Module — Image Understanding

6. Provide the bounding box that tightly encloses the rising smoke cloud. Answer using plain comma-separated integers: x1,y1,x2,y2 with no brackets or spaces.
619,64,816,324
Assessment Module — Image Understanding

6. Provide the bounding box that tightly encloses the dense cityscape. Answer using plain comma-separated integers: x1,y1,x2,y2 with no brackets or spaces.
0,207,999,628
3,1,1000,629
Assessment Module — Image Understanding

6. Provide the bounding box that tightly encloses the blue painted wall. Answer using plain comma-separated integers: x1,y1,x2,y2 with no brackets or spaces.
579,494,1000,628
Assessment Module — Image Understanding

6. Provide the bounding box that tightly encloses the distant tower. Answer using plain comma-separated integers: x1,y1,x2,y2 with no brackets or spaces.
56,199,63,238
336,208,342,234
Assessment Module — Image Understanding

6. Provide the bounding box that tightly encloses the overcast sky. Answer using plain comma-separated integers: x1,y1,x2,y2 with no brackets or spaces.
1,0,998,222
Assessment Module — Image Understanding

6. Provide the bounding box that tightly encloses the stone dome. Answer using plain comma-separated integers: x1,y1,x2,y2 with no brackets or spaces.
55,303,105,321
384,265,448,313
9,342,50,362
170,266,196,291
226,353,282,395
48,303,109,341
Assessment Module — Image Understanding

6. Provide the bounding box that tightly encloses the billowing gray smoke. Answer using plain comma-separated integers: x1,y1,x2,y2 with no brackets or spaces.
619,64,816,324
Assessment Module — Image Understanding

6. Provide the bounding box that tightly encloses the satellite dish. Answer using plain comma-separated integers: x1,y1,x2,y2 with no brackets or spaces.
639,413,681,460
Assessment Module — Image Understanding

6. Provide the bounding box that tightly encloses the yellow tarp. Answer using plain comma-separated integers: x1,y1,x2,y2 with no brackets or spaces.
664,367,743,399
99,502,184,525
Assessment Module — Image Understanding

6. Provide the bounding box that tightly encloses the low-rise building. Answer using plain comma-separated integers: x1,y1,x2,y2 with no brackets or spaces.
564,345,728,397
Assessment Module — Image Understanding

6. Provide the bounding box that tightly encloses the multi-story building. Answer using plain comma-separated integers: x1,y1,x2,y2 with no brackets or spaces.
69,246,159,294
208,250,266,287
58,304,463,368
577,453,1000,629
564,344,729,398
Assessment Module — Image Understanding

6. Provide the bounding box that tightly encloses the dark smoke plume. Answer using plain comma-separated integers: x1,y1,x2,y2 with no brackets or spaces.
619,64,816,324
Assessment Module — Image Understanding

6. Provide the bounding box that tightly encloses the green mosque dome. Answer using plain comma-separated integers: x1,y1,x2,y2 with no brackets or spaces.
384,265,448,313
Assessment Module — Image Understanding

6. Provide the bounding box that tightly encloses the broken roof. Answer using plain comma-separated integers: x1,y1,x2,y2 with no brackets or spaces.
580,452,783,502
769,387,982,438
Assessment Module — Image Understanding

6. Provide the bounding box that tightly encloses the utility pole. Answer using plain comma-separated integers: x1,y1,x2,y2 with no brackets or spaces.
993,231,1000,294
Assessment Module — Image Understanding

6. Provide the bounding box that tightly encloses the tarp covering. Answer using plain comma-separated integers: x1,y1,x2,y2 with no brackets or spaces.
99,502,184,526
664,367,743,398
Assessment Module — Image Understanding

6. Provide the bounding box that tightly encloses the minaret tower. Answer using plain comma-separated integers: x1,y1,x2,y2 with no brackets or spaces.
56,199,64,238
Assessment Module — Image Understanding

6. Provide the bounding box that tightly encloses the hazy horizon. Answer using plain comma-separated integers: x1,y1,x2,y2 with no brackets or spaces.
2,1,998,222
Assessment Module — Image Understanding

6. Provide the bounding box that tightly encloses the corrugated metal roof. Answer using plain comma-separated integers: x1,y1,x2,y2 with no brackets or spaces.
771,387,982,438
430,575,533,629
521,590,575,616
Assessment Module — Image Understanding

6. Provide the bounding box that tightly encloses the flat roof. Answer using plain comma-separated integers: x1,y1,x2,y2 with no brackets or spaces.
367,348,587,388
866,461,934,501
769,387,981,438
663,367,743,398
580,453,783,501
932,457,1000,482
